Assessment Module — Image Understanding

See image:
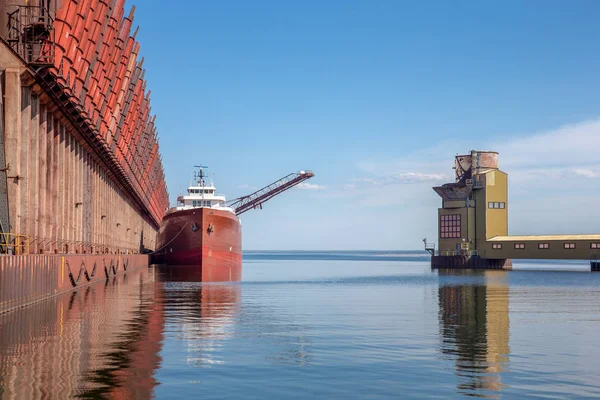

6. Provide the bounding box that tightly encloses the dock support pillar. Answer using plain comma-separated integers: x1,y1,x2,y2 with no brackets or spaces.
432,255,512,270
591,261,600,272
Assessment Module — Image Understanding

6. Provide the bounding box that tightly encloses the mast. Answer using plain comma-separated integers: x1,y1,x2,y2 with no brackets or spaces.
194,165,208,186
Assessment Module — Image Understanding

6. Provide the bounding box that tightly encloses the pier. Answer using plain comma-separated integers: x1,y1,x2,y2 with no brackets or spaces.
0,1,168,256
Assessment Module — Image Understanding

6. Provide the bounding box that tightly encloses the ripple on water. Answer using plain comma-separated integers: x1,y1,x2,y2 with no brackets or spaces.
1,257,600,398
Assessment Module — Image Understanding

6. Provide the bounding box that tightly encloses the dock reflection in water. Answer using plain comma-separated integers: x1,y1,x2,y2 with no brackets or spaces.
437,269,510,398
0,268,163,399
0,265,241,399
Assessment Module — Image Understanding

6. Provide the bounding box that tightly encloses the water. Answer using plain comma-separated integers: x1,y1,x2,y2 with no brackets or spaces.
1,251,600,399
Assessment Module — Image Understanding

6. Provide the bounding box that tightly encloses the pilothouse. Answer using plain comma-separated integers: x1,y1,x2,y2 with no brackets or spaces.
175,166,232,212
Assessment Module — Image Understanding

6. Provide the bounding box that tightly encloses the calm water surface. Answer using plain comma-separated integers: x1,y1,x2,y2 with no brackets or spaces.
1,251,600,399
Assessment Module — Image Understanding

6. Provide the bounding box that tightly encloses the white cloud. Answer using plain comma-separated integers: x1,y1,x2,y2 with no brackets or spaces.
246,118,600,250
297,182,326,190
352,172,447,186
496,119,600,168
352,118,600,240
388,172,447,183
354,118,600,189
237,184,258,190
350,177,379,184
572,168,600,179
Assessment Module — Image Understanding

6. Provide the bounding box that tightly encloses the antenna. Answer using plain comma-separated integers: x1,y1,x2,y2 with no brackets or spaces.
194,165,209,185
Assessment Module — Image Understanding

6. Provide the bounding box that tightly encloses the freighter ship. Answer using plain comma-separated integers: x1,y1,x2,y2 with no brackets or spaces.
155,166,313,281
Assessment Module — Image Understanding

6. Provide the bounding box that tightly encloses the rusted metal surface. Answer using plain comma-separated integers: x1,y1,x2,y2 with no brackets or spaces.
0,253,148,314
0,0,169,254
6,3,56,66
44,0,169,226
454,151,499,183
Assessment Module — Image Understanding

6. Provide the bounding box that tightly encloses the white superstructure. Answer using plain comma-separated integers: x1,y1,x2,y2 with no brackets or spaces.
171,166,235,214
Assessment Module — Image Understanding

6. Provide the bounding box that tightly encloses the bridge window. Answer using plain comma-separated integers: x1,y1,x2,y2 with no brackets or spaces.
492,243,502,249
538,243,549,249
488,202,506,209
564,243,576,249
514,243,525,249
591,243,600,249
440,214,461,239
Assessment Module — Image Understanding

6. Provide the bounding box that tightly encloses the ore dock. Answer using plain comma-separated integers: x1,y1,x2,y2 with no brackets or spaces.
0,1,169,313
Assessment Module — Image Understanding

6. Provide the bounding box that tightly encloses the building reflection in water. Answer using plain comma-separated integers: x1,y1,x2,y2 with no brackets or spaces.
437,270,510,398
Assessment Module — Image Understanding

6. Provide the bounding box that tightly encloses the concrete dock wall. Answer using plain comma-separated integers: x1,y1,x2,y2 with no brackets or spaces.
0,253,148,314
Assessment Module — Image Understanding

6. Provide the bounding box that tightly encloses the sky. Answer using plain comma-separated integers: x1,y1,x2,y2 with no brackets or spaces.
129,0,600,250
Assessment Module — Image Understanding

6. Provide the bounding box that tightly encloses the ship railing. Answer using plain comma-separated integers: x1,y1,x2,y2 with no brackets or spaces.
7,4,56,66
424,242,436,256
0,233,30,255
437,249,479,257
12,237,139,255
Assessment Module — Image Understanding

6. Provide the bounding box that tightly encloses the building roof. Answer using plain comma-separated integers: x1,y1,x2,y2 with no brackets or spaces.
489,234,600,242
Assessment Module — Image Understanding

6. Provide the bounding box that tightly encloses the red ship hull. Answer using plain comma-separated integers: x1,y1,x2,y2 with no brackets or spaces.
154,208,242,282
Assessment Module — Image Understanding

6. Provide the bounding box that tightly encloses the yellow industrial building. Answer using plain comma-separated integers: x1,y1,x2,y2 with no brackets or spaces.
429,150,600,268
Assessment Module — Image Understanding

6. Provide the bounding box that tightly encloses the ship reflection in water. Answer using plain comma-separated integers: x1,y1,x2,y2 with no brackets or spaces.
437,270,510,398
156,266,241,367
0,266,242,399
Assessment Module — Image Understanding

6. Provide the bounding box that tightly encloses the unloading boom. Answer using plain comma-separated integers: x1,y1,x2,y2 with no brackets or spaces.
228,171,315,216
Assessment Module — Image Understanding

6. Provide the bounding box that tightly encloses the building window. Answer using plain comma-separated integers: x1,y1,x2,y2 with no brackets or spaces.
591,243,600,249
538,243,549,249
488,202,506,209
514,243,525,249
492,243,502,249
564,243,576,249
440,214,461,239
